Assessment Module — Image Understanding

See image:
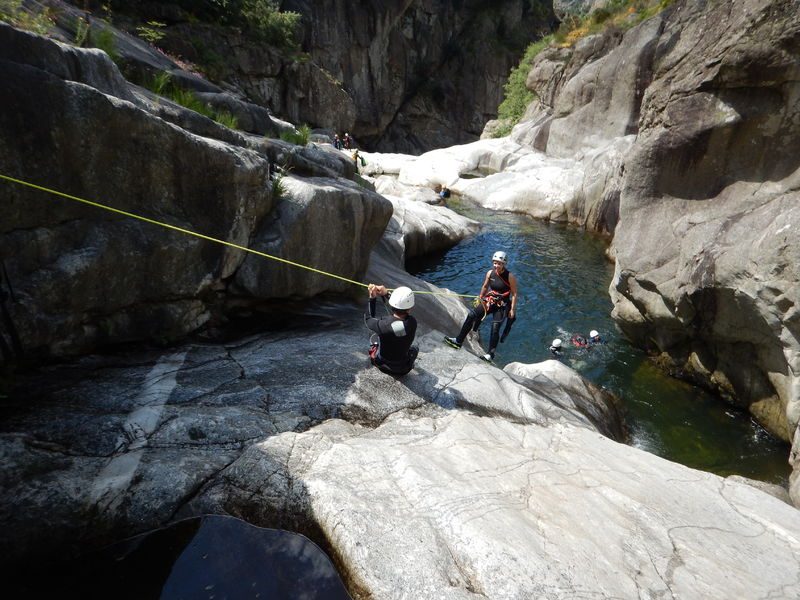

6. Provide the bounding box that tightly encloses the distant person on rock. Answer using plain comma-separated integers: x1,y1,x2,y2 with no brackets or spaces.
343,132,352,149
444,250,518,362
352,149,365,172
439,186,451,200
365,284,419,376
333,134,342,150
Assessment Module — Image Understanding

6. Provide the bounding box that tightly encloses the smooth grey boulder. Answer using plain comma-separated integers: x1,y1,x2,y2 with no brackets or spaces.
376,192,480,263
234,175,392,299
204,404,800,600
0,21,136,102
194,91,288,137
505,359,625,440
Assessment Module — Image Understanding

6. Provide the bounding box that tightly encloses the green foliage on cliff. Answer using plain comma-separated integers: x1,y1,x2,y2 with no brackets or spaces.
554,0,674,45
494,0,674,137
494,36,552,137
0,0,53,34
239,0,300,49
146,74,239,130
280,124,311,146
114,0,300,50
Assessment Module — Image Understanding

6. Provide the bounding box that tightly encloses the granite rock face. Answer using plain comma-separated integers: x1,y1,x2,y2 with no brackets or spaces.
469,0,800,502
0,24,389,358
606,0,800,502
282,0,554,153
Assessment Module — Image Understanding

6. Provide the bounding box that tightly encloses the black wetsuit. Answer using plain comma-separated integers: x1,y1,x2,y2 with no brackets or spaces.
365,298,418,375
454,269,515,355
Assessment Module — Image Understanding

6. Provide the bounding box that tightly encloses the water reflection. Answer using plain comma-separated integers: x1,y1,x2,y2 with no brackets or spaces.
11,515,352,599
408,201,790,485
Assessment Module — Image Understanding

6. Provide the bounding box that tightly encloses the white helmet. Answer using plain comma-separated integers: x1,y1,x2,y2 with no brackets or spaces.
590,330,599,338
551,338,562,348
492,251,508,264
388,286,415,310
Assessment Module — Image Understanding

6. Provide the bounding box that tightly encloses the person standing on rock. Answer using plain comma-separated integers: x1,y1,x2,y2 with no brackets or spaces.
343,132,352,149
444,250,518,362
365,284,419,376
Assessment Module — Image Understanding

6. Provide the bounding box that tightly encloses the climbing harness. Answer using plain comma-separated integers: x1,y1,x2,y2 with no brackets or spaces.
482,289,509,310
0,174,478,300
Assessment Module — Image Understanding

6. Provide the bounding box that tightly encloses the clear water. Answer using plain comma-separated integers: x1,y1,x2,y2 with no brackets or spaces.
408,200,791,485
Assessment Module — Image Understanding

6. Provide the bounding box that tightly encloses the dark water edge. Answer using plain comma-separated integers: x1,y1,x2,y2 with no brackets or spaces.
407,199,791,485
7,515,352,600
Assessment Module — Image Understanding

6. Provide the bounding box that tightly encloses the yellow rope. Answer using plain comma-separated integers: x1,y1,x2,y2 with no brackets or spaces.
0,174,478,298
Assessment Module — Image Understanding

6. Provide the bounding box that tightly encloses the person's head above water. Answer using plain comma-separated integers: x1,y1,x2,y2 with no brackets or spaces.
551,338,562,349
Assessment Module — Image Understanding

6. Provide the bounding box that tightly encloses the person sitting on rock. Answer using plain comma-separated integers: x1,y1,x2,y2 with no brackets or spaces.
365,284,419,376
439,186,451,200
444,250,518,362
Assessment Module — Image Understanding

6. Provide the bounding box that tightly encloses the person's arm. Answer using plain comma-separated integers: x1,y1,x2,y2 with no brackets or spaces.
365,284,387,332
478,271,491,301
508,273,518,318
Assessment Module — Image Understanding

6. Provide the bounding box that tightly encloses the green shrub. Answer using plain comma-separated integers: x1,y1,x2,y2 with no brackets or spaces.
590,7,612,25
170,87,215,119
0,0,53,34
494,0,674,137
74,16,90,46
279,124,311,146
93,27,120,63
214,110,239,130
240,0,300,48
154,83,238,129
149,71,172,96
117,0,301,50
136,20,166,44
271,172,286,201
494,35,551,136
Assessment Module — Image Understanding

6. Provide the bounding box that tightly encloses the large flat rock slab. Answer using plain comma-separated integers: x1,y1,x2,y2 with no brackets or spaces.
217,409,800,599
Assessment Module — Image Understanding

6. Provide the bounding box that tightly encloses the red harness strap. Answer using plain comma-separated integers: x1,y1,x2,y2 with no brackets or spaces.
482,270,511,309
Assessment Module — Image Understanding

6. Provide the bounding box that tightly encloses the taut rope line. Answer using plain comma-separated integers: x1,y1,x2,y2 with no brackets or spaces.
0,174,477,298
